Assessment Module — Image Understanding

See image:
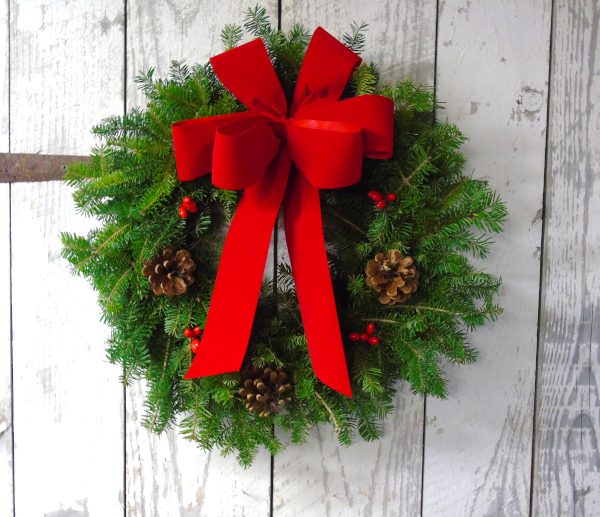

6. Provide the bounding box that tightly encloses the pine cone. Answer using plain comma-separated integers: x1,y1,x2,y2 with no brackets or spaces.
142,245,196,296
365,249,419,305
239,365,292,417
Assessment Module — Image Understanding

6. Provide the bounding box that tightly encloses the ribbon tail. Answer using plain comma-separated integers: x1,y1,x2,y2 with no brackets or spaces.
283,170,352,397
184,150,291,379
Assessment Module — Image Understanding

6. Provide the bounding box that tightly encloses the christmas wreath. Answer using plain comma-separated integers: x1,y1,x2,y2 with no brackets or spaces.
62,7,506,466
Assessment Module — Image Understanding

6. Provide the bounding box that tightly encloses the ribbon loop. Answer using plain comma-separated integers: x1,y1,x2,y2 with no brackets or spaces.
210,38,287,117
287,119,363,188
172,112,250,181
291,27,362,114
172,27,394,397
297,96,395,159
212,116,280,190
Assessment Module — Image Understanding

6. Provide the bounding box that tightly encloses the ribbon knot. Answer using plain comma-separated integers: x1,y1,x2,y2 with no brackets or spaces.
172,27,394,397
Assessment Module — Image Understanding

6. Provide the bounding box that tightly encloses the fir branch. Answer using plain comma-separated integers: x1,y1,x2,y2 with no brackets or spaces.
314,391,341,433
221,24,243,50
351,64,379,95
103,267,134,311
325,207,369,237
94,223,131,253
243,5,273,38
146,336,175,432
342,21,368,54
396,154,432,191
388,304,462,316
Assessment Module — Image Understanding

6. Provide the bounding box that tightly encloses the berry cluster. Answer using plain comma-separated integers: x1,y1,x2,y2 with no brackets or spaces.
178,196,198,219
183,325,203,353
368,190,397,209
348,322,381,346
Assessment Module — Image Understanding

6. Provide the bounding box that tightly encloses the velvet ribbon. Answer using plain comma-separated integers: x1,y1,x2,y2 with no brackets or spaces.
172,27,394,396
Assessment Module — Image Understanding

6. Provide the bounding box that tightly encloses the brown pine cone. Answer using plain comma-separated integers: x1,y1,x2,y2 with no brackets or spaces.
365,249,419,305
239,364,292,417
142,245,196,296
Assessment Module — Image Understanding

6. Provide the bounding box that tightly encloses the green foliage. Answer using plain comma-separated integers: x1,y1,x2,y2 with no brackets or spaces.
61,7,506,466
221,24,244,50
342,21,369,54
351,64,379,96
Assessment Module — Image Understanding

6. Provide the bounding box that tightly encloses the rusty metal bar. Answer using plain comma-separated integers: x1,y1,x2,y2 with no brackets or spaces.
0,153,90,183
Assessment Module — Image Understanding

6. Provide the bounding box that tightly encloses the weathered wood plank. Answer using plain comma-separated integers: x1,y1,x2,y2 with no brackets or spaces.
125,2,277,514
273,2,437,516
0,2,12,516
11,182,124,516
0,0,7,147
10,1,124,154
281,1,436,84
273,391,425,517
422,1,551,515
0,186,12,517
126,0,280,106
9,1,125,515
533,2,600,515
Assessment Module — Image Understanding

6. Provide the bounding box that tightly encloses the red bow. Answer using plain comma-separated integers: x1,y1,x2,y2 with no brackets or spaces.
172,27,393,397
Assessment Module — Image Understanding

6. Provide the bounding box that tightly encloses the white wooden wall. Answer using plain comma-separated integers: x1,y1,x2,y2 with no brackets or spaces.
0,1,598,516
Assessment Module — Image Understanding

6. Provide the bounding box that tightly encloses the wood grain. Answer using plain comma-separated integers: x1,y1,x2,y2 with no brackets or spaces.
127,0,280,106
9,0,125,515
0,0,8,148
281,0,436,84
422,1,551,515
11,182,124,516
125,2,277,514
10,0,124,155
2,1,598,515
533,2,600,515
273,2,437,516
273,391,425,517
0,185,12,517
0,2,12,516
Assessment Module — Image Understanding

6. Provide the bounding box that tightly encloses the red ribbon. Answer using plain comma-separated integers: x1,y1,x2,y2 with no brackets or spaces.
172,27,394,397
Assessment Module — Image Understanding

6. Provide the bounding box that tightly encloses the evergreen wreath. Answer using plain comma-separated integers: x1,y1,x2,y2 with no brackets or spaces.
61,6,506,466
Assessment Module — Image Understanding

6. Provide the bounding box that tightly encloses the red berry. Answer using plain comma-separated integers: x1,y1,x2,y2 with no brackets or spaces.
366,323,376,335
190,338,201,353
360,333,369,341
179,206,188,219
368,190,384,201
181,197,198,213
386,192,397,202
375,200,387,209
193,326,202,336
368,336,380,346
183,327,194,338
349,332,360,341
